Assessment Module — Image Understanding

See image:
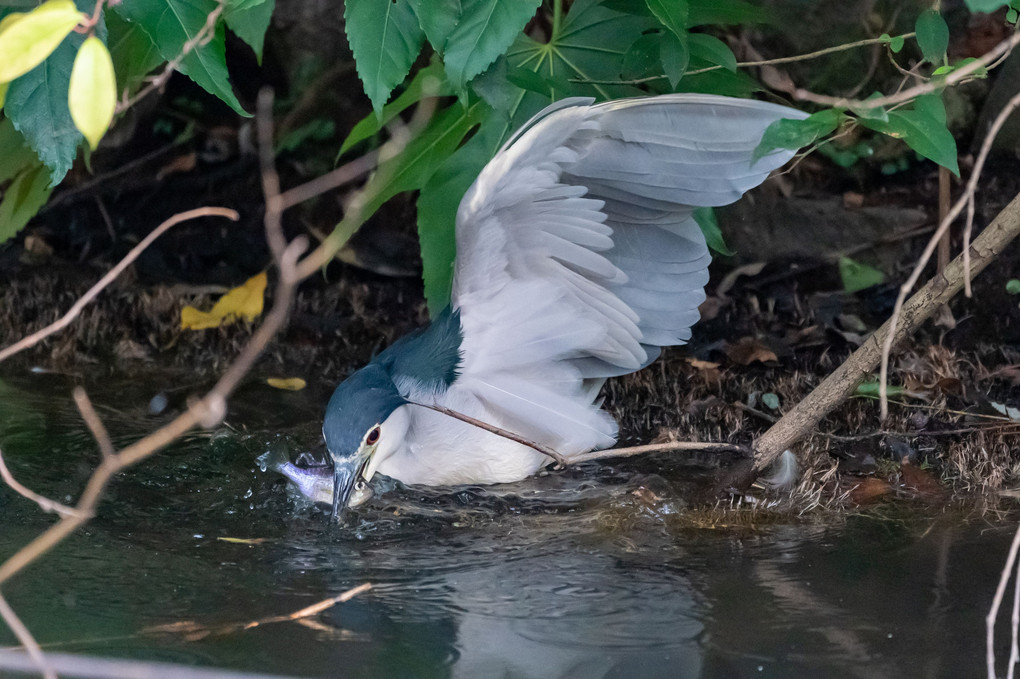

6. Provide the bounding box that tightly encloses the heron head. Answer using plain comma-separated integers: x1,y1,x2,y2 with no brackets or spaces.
323,364,409,520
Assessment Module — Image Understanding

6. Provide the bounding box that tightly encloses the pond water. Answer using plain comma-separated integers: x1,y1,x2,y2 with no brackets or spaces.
0,371,1016,678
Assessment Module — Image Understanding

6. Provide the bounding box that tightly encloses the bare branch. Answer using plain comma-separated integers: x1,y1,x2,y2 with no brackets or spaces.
879,89,1020,419
568,441,751,464
989,524,1020,679
0,447,80,518
73,387,115,459
0,590,55,679
0,207,239,365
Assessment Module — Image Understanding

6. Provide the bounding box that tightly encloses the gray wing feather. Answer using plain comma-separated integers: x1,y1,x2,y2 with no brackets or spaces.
451,94,806,450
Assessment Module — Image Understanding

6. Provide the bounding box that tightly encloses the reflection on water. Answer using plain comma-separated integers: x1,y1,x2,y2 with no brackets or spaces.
0,371,1015,678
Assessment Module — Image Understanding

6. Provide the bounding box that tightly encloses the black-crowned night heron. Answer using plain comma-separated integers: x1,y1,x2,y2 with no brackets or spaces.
318,94,806,517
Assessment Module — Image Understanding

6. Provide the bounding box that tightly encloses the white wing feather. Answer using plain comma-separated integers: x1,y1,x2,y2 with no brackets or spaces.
450,94,807,457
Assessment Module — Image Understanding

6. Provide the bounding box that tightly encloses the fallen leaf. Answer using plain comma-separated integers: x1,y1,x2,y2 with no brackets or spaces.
267,377,306,391
842,191,865,209
156,152,197,180
725,337,778,365
899,460,945,498
181,272,266,330
216,537,270,545
849,476,893,505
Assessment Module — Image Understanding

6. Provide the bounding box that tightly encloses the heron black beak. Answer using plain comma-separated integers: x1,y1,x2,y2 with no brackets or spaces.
330,454,369,520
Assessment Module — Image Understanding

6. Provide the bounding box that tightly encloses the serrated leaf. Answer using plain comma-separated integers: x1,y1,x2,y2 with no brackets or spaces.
339,62,449,157
838,255,885,293
344,0,424,112
441,0,543,90
659,31,689,89
5,0,106,185
180,272,266,330
224,0,273,62
859,94,959,176
0,0,82,83
753,108,839,161
688,33,736,71
687,0,768,25
693,207,733,256
508,0,658,105
915,9,949,63
0,112,41,184
409,0,461,53
111,0,248,116
0,163,52,244
69,36,116,149
106,10,163,92
646,0,688,40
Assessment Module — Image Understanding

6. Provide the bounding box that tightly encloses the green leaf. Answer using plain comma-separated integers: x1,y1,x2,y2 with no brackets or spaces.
409,0,461,53
689,32,736,71
0,80,7,109
753,108,839,162
693,207,734,256
5,0,106,185
0,117,40,184
441,0,543,90
762,393,780,410
0,163,52,244
964,0,1010,11
343,0,424,112
225,0,274,63
646,0,688,40
932,57,988,79
68,35,116,149
112,0,249,116
418,117,504,313
879,32,905,53
339,62,450,157
839,255,885,293
915,9,949,63
508,0,658,107
621,33,661,80
1006,279,1020,295
687,0,769,25
849,92,888,122
856,380,905,398
106,10,163,93
659,31,689,89
859,94,959,176
0,0,82,83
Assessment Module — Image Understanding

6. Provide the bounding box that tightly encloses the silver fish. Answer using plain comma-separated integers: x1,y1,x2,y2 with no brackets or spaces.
258,450,374,508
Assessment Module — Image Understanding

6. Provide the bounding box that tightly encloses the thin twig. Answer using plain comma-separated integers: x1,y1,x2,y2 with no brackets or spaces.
0,447,80,518
989,524,1020,679
116,1,226,114
0,207,239,364
568,441,751,464
0,590,55,679
879,89,1020,419
794,30,1020,109
409,401,569,467
1010,554,1020,679
73,388,115,459
573,33,917,84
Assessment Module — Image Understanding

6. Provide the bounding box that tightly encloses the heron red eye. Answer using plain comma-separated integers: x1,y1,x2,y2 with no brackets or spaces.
366,426,381,445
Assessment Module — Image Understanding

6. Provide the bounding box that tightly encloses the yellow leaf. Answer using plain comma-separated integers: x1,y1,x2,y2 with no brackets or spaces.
180,272,267,330
216,537,270,545
0,81,7,109
0,1,83,84
267,377,307,391
69,35,116,149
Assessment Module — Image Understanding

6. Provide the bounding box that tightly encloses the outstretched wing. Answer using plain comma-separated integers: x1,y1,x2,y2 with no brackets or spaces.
450,94,806,453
